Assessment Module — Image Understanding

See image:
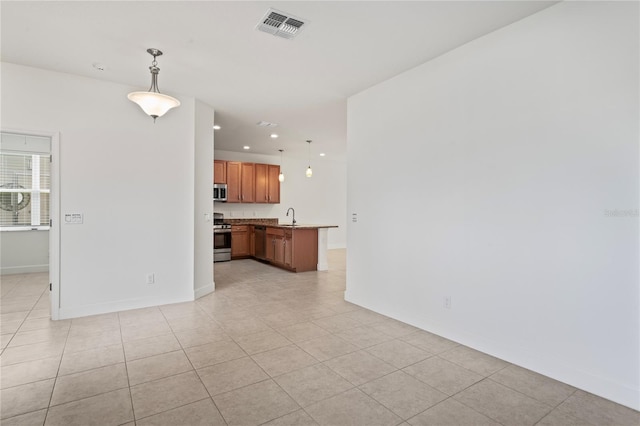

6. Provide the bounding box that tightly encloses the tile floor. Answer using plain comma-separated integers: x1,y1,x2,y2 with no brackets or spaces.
1,249,639,425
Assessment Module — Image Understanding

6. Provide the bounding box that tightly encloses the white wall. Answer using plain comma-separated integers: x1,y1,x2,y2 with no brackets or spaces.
1,62,209,318
194,101,214,297
214,150,346,249
347,1,638,410
0,231,48,274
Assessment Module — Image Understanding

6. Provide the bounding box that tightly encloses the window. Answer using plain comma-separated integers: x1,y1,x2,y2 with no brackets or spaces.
0,133,51,230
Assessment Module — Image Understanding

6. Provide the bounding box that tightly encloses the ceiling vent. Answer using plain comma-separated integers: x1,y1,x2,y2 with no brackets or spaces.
256,8,306,40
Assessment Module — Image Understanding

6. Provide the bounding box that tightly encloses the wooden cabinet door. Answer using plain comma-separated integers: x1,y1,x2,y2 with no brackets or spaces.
290,229,318,272
231,225,249,258
254,163,268,203
284,232,292,267
241,163,255,203
213,160,226,184
249,226,255,257
267,165,280,204
226,162,242,203
265,233,275,261
273,235,285,265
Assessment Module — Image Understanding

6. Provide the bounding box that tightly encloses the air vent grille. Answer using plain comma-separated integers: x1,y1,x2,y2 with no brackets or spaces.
257,8,306,39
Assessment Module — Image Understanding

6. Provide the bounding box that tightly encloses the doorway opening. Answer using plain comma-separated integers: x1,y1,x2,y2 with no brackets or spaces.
0,130,59,320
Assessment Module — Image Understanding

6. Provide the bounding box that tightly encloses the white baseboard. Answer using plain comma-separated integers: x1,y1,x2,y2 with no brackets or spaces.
58,294,194,320
195,281,214,299
1,264,49,275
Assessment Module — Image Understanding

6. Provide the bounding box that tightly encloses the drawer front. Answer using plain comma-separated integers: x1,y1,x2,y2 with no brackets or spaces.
232,225,247,232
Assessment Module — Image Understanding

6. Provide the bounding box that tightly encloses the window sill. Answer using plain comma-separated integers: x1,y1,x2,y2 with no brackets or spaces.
0,226,50,232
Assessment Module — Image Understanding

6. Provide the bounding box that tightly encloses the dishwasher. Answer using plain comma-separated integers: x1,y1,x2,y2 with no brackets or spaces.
254,226,266,260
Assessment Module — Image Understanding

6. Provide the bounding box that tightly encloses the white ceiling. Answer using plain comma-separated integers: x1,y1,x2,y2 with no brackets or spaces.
1,1,556,160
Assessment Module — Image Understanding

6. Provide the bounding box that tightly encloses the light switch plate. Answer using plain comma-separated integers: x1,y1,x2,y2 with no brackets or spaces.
64,213,83,224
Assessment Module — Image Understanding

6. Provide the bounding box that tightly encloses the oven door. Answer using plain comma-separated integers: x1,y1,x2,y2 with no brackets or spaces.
213,228,231,262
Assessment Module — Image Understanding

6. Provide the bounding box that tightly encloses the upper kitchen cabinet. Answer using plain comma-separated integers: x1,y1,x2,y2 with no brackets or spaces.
227,161,255,203
213,160,226,184
255,163,268,203
226,161,241,202
255,164,281,204
267,165,281,204
240,162,255,203
221,159,279,204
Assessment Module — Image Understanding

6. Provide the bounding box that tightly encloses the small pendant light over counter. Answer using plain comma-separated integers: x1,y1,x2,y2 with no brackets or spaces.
305,140,313,178
127,48,180,122
278,149,285,182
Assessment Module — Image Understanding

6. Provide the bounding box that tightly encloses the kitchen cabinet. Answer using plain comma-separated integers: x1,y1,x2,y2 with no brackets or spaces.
224,161,279,204
265,227,283,263
226,162,255,203
226,161,241,202
214,160,226,184
231,225,250,258
255,164,281,204
255,163,268,203
267,165,281,204
240,163,255,203
249,226,255,257
283,230,292,267
265,227,317,272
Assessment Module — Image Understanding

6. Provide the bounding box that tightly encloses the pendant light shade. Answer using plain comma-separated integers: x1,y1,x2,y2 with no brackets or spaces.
278,149,285,182
305,140,313,178
127,48,180,122
127,92,180,119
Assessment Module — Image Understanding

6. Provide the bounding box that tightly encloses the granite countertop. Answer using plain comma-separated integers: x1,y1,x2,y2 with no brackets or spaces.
225,218,337,229
264,223,338,229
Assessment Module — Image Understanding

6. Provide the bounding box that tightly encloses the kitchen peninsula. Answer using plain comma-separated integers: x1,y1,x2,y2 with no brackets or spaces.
226,218,337,272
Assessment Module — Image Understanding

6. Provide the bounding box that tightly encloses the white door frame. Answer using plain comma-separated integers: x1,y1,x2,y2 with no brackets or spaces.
1,128,60,320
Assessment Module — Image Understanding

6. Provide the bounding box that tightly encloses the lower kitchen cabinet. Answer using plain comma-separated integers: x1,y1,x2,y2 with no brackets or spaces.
265,227,317,272
249,226,255,257
231,225,250,259
265,227,283,263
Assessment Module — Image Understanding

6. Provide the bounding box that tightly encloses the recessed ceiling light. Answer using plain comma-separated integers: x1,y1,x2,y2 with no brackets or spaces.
270,134,278,138
319,153,326,157
213,125,221,130
257,121,278,127
243,146,250,150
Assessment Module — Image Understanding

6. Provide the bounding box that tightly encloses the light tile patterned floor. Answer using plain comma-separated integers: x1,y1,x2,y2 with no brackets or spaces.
1,250,639,425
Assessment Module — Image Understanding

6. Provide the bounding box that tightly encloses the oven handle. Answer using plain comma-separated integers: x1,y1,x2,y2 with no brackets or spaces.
214,228,231,234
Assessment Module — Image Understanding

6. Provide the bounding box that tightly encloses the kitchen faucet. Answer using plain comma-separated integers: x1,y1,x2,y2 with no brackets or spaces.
286,207,296,226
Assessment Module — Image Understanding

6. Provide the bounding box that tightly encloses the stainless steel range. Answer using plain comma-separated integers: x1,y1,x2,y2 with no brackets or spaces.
213,213,231,262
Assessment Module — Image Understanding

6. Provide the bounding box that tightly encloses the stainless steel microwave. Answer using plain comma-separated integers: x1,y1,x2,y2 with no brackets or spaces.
213,183,227,202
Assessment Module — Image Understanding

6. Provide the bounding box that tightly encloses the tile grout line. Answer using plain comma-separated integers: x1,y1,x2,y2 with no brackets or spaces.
117,310,137,425
0,280,48,354
0,279,56,424
158,305,231,425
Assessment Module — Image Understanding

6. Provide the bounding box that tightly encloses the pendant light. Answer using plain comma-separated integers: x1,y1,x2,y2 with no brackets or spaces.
278,149,285,182
127,48,180,122
305,140,313,178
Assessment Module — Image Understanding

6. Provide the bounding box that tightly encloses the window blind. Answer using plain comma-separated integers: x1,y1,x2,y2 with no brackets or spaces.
0,133,51,229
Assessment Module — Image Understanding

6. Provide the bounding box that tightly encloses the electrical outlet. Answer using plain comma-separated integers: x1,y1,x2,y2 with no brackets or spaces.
146,273,155,284
444,296,452,309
